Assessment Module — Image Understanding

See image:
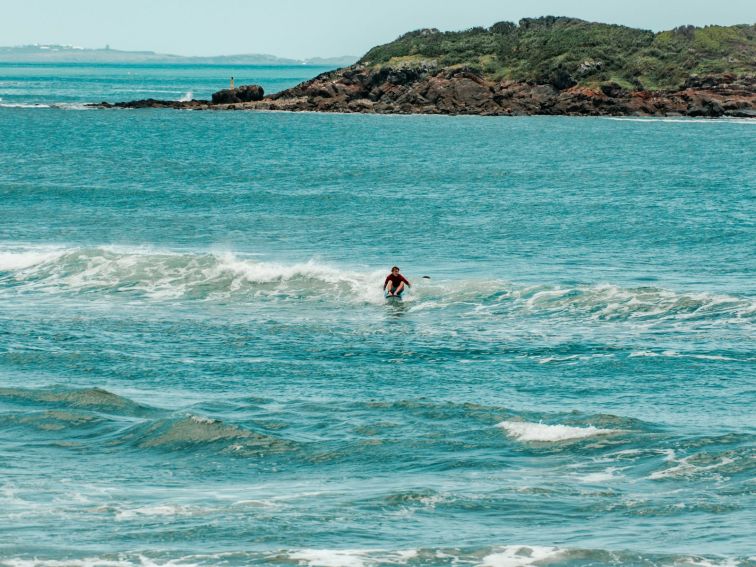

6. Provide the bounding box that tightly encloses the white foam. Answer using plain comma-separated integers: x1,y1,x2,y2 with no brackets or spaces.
606,117,755,125
189,415,216,424
676,558,742,567
0,560,131,567
285,549,418,567
2,244,754,321
232,498,279,508
577,467,622,483
1,245,386,302
630,351,740,362
178,91,193,102
649,455,736,480
481,545,564,567
524,288,571,308
629,350,662,357
286,550,371,567
51,102,96,111
687,354,739,361
538,354,614,364
0,558,198,567
0,250,63,270
0,102,51,108
114,504,196,520
538,355,579,364
211,252,387,303
516,281,754,323
498,420,622,442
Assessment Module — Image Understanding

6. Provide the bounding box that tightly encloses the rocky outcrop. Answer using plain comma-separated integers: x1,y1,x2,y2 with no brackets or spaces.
96,98,211,110
93,84,265,110
240,66,755,118
211,84,264,104
93,72,755,117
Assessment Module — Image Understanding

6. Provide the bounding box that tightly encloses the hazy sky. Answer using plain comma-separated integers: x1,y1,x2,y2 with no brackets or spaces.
2,0,754,58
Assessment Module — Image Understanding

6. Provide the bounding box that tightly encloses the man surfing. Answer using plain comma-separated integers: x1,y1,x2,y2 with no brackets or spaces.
384,266,410,297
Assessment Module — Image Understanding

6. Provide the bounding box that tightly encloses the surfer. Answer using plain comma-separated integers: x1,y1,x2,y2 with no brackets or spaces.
384,266,410,297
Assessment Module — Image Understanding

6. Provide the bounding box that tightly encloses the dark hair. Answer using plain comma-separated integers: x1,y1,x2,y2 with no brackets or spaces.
391,266,400,271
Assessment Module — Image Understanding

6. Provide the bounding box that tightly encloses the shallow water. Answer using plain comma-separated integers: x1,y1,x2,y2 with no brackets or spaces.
0,65,755,566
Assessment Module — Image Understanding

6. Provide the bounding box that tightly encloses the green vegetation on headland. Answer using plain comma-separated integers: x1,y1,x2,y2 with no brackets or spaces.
360,17,756,90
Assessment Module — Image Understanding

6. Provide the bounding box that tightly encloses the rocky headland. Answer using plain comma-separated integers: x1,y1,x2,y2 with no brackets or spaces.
97,18,756,118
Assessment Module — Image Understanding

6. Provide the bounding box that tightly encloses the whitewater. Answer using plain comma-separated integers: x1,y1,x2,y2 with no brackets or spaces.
0,63,754,566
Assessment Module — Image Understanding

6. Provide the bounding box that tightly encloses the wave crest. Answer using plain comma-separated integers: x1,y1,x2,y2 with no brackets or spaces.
1,245,754,323
0,246,386,303
116,414,295,454
498,420,623,443
0,386,156,417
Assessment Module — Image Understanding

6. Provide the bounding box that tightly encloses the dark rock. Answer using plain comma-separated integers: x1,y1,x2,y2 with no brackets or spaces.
600,82,626,98
87,98,209,109
684,75,724,90
238,85,265,101
211,84,264,104
211,90,234,103
550,67,577,90
687,97,725,117
95,63,755,118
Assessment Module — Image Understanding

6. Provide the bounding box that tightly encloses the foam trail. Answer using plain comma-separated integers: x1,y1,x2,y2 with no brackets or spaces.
606,117,756,125
0,102,51,108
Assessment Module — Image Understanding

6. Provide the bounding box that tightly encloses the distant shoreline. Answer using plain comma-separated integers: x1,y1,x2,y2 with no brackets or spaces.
0,61,342,68
0,45,358,67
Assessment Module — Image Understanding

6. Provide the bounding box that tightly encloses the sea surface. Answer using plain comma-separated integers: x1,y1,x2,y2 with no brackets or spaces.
0,64,755,567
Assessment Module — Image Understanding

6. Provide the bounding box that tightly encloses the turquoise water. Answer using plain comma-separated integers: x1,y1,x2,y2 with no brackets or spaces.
0,63,334,106
0,65,755,566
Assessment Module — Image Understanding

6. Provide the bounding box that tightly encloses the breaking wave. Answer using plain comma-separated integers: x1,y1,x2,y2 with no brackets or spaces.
498,420,623,443
0,545,750,567
1,245,753,325
0,245,385,304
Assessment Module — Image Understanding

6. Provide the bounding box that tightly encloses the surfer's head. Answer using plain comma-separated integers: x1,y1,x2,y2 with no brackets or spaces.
391,266,400,274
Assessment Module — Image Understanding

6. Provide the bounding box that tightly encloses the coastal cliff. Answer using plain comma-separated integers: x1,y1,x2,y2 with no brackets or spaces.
100,17,756,117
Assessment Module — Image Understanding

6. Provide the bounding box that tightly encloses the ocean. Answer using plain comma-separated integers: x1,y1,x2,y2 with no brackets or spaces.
0,63,754,566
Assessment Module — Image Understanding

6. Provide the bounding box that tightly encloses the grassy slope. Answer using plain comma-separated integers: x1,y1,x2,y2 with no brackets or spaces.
359,17,756,90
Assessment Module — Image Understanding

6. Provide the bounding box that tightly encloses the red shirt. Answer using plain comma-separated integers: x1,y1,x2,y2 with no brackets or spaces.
384,273,410,287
